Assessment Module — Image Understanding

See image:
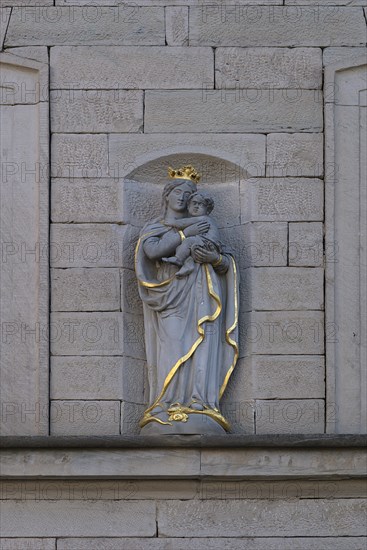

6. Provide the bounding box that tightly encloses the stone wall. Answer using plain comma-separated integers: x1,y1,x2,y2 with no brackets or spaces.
0,1,366,547
3,0,364,437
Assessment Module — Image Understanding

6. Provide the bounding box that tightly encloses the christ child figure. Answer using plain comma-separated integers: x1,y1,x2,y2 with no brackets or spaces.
163,192,222,278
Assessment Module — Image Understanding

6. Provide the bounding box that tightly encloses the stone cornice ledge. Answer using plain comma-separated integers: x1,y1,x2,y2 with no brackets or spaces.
0,434,366,449
0,435,366,480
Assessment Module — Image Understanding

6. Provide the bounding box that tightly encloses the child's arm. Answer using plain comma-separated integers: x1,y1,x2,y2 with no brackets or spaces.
171,216,207,229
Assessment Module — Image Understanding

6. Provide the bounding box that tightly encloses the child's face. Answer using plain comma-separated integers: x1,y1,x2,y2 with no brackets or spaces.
188,197,207,216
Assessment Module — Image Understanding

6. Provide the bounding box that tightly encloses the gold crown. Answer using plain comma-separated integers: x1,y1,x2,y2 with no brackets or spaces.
168,165,201,184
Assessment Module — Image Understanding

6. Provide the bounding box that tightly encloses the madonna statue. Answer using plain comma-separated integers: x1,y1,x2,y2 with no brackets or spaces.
135,165,239,434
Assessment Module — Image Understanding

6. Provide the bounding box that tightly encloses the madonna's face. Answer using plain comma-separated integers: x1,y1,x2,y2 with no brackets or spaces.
167,183,193,213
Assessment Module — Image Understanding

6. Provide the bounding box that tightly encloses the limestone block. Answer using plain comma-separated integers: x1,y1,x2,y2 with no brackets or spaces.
0,540,55,550
50,46,213,89
0,53,48,104
0,0,52,5
158,499,366,537
221,223,288,268
122,312,145,360
189,6,366,46
50,400,120,435
50,312,145,358
0,448,202,478
51,134,108,178
6,46,48,63
166,6,188,46
1,9,11,49
241,178,324,222
120,268,143,316
289,222,324,266
51,356,145,403
145,90,323,133
108,133,266,179
216,48,322,89
0,501,156,537
51,178,122,223
250,355,325,399
323,47,367,66
286,0,366,4
5,7,164,46
241,267,324,311
51,90,143,133
56,0,284,4
51,268,120,311
267,133,323,177
239,310,324,356
121,401,146,434
50,223,139,268
256,399,325,434
50,312,124,356
56,538,367,550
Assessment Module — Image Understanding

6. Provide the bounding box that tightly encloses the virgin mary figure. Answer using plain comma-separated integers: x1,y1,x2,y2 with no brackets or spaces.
135,166,239,434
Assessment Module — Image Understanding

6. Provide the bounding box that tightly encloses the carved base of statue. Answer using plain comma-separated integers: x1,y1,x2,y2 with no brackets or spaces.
140,404,228,435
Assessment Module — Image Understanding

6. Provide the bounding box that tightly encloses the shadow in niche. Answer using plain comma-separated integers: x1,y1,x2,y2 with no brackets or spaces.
122,153,252,435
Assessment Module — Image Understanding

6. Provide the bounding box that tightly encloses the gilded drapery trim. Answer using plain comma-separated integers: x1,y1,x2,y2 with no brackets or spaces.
144,263,221,414
219,255,239,399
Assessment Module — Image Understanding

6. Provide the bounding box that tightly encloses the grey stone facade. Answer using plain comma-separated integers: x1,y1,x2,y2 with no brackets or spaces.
0,0,366,546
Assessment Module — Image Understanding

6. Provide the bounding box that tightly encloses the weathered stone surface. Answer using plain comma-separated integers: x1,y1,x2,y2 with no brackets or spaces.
0,448,202,477
6,46,48,63
56,0,283,4
241,178,324,222
51,268,120,311
50,224,139,268
267,133,323,177
0,501,156,536
50,46,213,89
0,539,55,550
108,133,266,179
5,7,164,46
289,222,324,267
121,402,146,435
239,310,324,356
158,499,366,537
256,399,325,434
0,51,48,104
52,134,108,178
51,356,145,403
166,6,188,46
1,9,11,49
249,355,325,399
0,55,49,436
50,400,120,435
323,47,367,66
216,48,322,89
51,90,143,133
56,538,367,550
189,6,366,46
120,268,143,315
286,0,366,4
50,312,145,358
51,178,123,223
50,312,123,356
0,0,52,5
221,223,288,268
2,478,364,501
241,267,324,311
145,90,322,133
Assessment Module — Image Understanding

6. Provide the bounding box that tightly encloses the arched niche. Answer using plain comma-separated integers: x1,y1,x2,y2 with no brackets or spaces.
120,152,257,433
325,55,367,433
0,53,49,435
